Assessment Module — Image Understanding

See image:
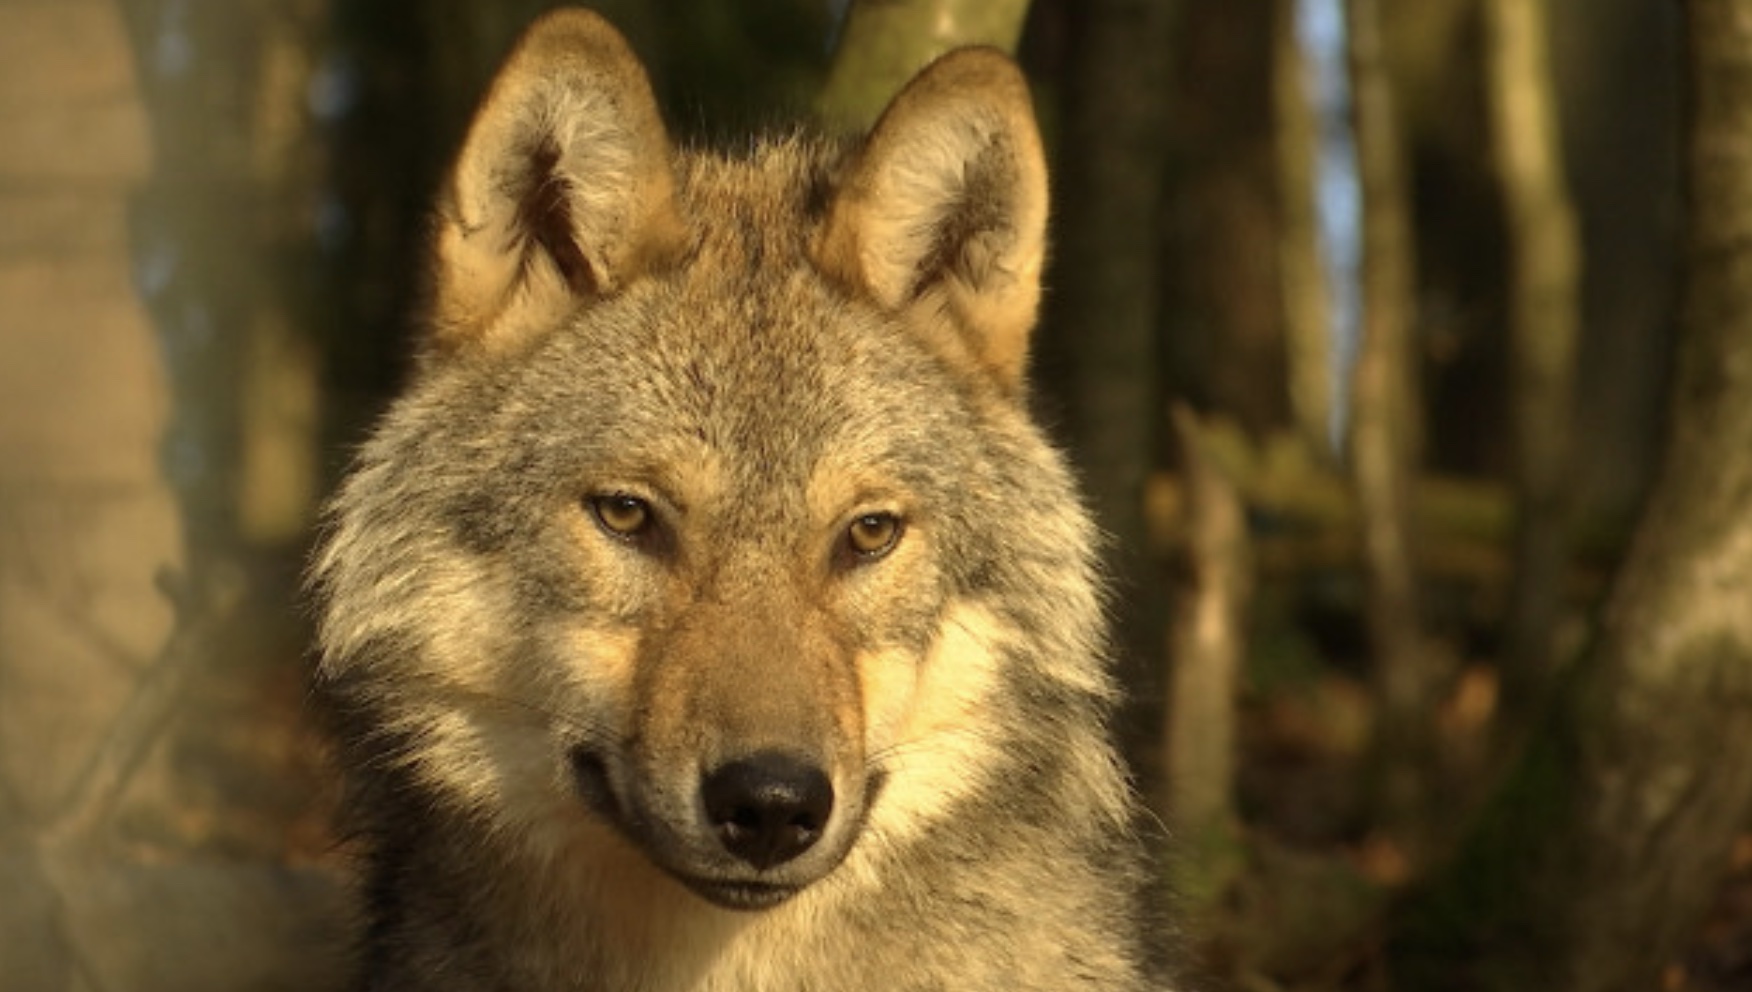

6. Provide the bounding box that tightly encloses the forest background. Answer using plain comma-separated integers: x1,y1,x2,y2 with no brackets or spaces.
2,1,1748,991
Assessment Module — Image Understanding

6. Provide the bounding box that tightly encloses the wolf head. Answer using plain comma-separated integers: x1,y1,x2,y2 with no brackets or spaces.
313,10,1122,916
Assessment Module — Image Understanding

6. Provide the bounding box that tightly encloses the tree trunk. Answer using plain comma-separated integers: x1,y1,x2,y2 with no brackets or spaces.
1345,0,1437,839
1163,0,1287,440
1038,0,1178,792
1486,0,1582,710
816,0,1032,130
1553,0,1682,548
1165,406,1251,910
1389,2,1752,987
0,5,177,986
1274,0,1335,454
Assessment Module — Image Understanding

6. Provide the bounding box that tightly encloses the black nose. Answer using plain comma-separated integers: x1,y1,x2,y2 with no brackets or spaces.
700,752,835,870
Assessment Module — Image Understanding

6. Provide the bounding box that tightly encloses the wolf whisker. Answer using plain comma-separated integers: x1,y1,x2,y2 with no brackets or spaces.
866,725,1004,770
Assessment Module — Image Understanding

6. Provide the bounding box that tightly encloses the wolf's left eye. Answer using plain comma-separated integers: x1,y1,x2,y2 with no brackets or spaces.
589,494,653,538
844,512,903,560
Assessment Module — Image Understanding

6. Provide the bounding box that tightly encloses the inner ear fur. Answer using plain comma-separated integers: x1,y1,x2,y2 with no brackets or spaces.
429,9,685,355
815,48,1049,395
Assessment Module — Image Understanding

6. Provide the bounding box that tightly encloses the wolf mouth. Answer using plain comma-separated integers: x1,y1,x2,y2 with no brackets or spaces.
570,747,795,909
570,748,621,820
680,877,802,911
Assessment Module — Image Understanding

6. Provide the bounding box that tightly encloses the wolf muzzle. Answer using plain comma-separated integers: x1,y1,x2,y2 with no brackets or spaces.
570,737,870,912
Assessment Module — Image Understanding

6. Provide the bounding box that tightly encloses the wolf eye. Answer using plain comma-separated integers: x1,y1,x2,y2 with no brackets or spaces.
589,494,653,538
844,512,903,560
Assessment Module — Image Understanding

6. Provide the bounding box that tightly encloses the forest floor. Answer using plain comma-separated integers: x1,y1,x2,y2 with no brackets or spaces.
1221,650,1752,992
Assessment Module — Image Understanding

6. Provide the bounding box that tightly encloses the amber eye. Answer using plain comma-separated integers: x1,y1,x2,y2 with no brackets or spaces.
845,512,903,559
589,494,652,538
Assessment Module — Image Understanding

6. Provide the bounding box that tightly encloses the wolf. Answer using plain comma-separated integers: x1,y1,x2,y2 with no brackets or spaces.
311,8,1176,991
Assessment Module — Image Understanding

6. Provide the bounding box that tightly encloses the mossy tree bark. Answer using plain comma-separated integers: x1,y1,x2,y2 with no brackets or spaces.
816,0,1031,131
1389,2,1752,987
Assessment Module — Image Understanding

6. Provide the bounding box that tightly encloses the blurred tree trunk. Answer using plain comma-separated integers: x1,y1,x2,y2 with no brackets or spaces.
0,4,176,986
1162,0,1287,439
1154,0,1274,885
1273,0,1334,453
1486,0,1581,710
1551,0,1682,546
1165,407,1251,909
816,0,1030,130
1389,2,1752,986
3,2,348,988
1345,0,1437,838
1039,0,1178,794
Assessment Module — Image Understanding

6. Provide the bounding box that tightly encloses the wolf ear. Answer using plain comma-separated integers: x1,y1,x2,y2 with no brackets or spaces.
429,10,685,354
816,49,1048,394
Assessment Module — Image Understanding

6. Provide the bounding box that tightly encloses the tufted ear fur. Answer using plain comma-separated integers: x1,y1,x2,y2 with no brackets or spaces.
815,48,1049,395
428,9,685,355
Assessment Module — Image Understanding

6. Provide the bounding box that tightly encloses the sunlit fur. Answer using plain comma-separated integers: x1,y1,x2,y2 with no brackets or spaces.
310,9,1177,991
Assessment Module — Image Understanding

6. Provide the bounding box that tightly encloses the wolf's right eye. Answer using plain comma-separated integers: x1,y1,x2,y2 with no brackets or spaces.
843,512,903,561
588,494,653,539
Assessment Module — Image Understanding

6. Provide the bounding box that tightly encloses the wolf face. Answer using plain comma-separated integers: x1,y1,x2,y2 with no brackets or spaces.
314,10,1166,990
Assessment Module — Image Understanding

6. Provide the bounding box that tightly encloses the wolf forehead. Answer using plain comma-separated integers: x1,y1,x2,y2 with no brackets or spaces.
668,134,842,278
599,157,928,406
421,145,981,467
